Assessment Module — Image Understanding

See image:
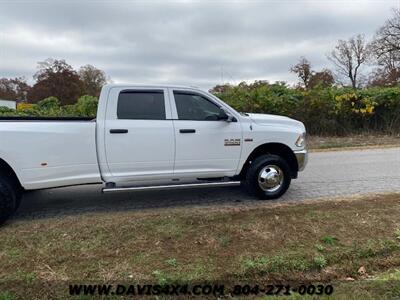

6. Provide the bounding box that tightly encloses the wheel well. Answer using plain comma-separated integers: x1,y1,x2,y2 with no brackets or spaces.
239,143,299,179
0,158,23,191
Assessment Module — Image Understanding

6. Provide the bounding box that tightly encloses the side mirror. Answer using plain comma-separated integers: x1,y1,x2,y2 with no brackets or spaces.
218,108,237,122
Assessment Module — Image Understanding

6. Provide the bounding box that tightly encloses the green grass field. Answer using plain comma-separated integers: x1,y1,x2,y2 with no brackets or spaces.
1,193,400,299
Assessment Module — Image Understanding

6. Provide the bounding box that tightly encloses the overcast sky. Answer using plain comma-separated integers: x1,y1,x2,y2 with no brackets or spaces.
0,0,399,89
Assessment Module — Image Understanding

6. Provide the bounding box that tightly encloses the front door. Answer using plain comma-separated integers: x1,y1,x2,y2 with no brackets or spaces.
104,87,175,181
170,89,242,178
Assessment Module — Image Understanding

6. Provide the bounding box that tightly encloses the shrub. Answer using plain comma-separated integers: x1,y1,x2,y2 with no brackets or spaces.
35,97,62,116
76,95,98,118
0,95,99,118
1,83,399,136
0,107,16,115
212,82,400,135
37,97,60,110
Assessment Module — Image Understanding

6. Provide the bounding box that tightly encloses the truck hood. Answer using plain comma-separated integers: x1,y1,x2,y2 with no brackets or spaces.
247,113,305,131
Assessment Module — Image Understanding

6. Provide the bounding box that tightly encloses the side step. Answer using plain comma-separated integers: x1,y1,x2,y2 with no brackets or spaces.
102,181,241,193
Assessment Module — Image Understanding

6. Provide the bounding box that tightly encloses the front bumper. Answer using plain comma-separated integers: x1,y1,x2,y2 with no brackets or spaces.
294,149,308,172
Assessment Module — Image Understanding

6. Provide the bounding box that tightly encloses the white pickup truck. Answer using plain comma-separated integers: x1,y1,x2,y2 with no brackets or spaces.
0,84,307,224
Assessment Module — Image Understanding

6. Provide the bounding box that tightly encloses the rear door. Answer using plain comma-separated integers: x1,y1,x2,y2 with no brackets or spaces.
170,89,242,178
104,87,175,181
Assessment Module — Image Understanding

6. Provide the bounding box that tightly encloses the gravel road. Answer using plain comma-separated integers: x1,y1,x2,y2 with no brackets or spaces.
14,147,400,220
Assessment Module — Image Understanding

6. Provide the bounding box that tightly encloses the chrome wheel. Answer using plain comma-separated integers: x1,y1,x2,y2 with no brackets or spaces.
258,165,284,192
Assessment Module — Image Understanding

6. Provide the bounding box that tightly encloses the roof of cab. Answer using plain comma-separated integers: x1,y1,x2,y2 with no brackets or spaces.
103,83,201,90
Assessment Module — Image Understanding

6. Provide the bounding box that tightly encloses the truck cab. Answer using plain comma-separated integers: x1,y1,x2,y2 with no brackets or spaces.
0,84,307,225
96,84,307,187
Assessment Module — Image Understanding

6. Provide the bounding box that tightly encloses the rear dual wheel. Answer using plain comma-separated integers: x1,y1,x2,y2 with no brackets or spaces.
0,175,21,225
242,154,291,200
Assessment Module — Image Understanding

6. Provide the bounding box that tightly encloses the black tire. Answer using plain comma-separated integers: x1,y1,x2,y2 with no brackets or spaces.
0,175,17,225
242,154,291,200
14,188,22,213
13,182,23,213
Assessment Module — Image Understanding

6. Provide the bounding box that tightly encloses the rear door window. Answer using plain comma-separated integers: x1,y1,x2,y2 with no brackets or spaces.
117,90,166,120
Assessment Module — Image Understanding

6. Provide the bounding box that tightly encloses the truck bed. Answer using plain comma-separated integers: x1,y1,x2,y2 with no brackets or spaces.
0,120,101,189
0,116,94,121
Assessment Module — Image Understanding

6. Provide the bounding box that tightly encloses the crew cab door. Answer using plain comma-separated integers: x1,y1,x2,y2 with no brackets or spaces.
103,87,175,181
170,89,242,178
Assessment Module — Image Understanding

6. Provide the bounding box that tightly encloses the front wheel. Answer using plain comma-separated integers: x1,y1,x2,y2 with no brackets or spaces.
243,154,291,200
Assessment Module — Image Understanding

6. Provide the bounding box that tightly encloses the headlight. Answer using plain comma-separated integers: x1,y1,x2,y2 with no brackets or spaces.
295,133,306,147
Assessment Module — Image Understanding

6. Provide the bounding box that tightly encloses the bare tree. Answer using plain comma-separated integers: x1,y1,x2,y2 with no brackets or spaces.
371,9,400,67
328,34,369,88
0,77,31,101
290,57,312,88
368,67,400,87
369,9,400,86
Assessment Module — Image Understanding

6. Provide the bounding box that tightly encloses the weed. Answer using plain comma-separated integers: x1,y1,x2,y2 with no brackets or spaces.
243,257,269,271
165,258,178,267
15,271,36,285
131,253,149,264
395,228,400,240
268,255,286,272
6,249,22,260
315,244,325,252
152,270,170,286
321,235,337,246
356,240,377,258
243,255,310,273
185,262,209,281
374,269,400,281
218,235,231,247
0,292,15,300
313,255,327,269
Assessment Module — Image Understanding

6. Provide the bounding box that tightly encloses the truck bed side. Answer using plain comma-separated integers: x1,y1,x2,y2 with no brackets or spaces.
0,120,101,190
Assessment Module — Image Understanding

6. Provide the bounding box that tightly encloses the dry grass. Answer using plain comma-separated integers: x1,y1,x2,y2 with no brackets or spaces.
308,134,400,151
1,193,400,299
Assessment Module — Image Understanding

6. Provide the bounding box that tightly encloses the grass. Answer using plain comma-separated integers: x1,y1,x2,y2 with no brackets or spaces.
272,269,400,300
320,235,338,246
308,134,400,150
0,193,400,299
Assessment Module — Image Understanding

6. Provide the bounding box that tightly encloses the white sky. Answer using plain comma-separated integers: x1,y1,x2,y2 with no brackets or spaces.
1,0,399,89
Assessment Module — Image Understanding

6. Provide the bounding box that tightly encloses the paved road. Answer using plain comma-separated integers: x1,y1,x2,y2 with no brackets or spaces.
15,147,400,220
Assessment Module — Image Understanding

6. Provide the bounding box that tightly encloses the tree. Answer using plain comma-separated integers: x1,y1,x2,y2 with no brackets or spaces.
78,65,107,97
0,77,31,101
209,84,231,94
308,69,335,88
368,67,400,87
369,9,400,86
328,34,369,89
290,57,312,88
28,59,84,105
371,9,400,68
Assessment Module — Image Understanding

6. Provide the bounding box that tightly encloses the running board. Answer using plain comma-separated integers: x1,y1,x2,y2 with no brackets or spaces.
102,181,241,193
